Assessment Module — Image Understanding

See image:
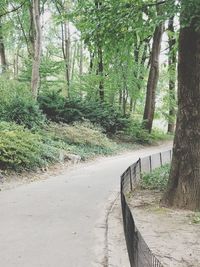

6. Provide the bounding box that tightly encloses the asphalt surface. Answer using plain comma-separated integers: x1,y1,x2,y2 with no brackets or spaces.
0,142,172,267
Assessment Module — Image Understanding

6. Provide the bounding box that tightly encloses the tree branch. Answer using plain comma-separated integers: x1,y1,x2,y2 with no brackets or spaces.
0,1,26,18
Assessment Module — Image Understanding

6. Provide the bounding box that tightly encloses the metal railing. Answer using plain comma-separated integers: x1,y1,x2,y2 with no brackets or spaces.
121,150,172,267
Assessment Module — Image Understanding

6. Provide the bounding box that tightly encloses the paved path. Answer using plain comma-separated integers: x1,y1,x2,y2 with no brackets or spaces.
0,142,172,267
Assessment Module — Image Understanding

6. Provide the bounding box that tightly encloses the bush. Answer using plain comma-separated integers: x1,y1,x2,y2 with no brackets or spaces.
141,164,170,191
38,90,130,134
0,122,61,170
0,120,118,170
3,97,45,129
126,120,151,143
45,121,113,146
40,121,118,160
0,77,45,129
126,120,171,144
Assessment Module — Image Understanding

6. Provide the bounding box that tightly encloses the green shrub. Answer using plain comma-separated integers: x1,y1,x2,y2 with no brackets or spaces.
42,121,116,148
0,122,61,170
40,121,118,160
141,164,170,191
3,97,45,129
192,213,200,224
0,77,45,129
126,120,171,144
126,120,151,143
38,90,129,134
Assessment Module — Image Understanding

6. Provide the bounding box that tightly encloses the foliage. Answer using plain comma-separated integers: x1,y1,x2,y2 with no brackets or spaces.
141,164,170,191
192,213,200,224
0,122,61,170
0,0,180,173
41,121,118,160
38,90,130,134
44,121,113,147
0,120,119,170
125,119,170,144
0,77,45,129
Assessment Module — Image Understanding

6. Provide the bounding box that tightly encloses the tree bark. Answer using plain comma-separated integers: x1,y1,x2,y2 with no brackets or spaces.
0,19,7,72
31,0,42,99
97,45,104,102
161,15,200,211
143,21,164,133
71,41,77,81
89,51,94,73
64,21,71,95
79,40,83,77
55,1,71,97
95,0,104,102
167,16,176,134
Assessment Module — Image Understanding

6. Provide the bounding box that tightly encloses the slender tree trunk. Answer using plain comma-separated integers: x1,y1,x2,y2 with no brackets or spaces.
121,65,128,115
0,19,7,72
64,21,71,95
95,0,104,102
97,45,104,101
143,21,164,133
14,49,19,78
71,41,77,81
161,14,200,211
89,51,94,73
122,88,128,116
79,40,83,97
119,88,122,109
31,0,42,99
79,40,83,77
167,17,176,134
130,97,133,112
29,3,35,57
55,2,71,97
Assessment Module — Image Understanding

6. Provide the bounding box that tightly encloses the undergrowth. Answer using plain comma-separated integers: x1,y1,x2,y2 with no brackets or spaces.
141,164,170,191
0,121,118,171
0,122,62,170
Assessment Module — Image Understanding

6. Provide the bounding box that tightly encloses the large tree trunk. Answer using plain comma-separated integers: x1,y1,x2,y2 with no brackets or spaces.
31,0,42,99
161,15,200,211
167,17,176,134
0,19,7,72
143,21,164,133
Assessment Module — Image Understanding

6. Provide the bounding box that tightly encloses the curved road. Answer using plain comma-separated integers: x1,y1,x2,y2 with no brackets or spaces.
0,142,172,267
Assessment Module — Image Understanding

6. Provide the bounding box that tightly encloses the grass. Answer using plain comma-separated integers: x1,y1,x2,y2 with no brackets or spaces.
192,213,200,224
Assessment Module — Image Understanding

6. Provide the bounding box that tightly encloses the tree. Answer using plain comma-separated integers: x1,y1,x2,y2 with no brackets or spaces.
31,0,42,99
0,18,7,72
54,0,72,97
143,5,164,133
167,16,176,134
161,1,200,210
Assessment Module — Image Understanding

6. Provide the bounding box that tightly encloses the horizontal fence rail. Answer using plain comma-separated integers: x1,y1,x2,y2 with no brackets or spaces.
121,150,172,267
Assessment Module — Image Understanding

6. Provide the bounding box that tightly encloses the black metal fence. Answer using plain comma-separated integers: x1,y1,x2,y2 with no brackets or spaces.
121,150,172,267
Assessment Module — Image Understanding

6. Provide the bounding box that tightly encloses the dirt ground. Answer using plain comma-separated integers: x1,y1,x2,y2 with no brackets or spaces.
128,189,200,267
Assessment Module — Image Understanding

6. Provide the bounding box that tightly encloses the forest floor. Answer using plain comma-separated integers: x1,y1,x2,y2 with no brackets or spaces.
128,189,200,267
